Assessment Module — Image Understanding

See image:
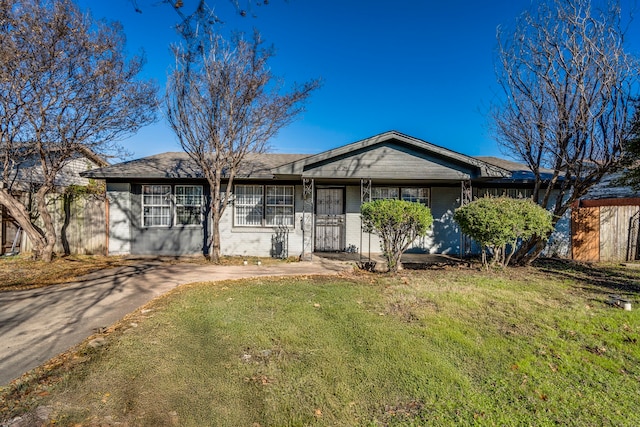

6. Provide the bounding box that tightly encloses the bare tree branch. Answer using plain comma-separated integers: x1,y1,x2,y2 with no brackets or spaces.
0,0,158,261
491,0,639,264
165,29,320,262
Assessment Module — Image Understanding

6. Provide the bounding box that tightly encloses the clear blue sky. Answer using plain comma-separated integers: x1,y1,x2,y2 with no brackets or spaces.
76,0,640,160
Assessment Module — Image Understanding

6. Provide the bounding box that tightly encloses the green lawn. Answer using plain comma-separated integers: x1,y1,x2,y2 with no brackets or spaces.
1,260,639,426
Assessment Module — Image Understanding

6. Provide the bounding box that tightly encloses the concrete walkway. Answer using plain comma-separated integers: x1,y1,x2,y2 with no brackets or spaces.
0,258,351,386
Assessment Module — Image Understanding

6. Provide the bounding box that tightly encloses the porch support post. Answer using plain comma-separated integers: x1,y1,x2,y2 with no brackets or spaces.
301,178,314,260
460,179,472,258
360,178,371,261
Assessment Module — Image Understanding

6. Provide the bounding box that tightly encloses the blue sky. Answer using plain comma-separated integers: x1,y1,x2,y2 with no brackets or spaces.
76,0,640,160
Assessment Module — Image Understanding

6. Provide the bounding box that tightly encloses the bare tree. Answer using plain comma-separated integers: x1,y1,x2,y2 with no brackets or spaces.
492,0,639,264
0,0,158,261
165,30,320,262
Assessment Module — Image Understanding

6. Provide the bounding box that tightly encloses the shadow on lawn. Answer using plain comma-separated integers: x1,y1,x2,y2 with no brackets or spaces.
535,258,640,297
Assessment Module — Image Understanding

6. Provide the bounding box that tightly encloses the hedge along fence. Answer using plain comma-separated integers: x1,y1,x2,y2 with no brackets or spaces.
454,196,553,268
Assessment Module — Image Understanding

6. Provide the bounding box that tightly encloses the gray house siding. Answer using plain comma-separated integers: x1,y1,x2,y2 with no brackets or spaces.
128,182,209,256
426,186,461,255
300,143,474,180
106,182,131,255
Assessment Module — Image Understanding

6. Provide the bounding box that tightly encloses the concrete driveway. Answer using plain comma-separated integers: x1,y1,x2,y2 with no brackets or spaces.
0,258,351,386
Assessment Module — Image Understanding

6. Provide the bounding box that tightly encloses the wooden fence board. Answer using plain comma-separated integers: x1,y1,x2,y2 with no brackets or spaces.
571,206,600,262
600,205,639,262
18,194,106,256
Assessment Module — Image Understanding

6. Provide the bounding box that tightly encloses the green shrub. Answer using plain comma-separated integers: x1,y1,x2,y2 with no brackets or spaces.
454,196,552,268
361,199,433,272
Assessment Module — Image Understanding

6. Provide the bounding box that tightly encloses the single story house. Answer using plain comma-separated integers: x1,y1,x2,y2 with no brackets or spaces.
82,131,563,259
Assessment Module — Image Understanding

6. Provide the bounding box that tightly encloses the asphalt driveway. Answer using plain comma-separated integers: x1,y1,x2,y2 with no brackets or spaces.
0,258,350,386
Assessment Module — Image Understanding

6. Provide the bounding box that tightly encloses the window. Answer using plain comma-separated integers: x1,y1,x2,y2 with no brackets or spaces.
266,185,294,226
235,184,294,227
401,188,430,205
371,186,430,206
372,187,399,201
142,185,171,227
476,188,532,199
175,185,203,225
235,185,264,226
142,184,203,227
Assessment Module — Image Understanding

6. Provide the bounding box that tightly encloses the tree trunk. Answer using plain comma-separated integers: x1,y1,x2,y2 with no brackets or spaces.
210,204,221,263
0,189,49,259
35,187,56,262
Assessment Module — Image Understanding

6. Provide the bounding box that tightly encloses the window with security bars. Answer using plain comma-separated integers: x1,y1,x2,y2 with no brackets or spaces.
142,185,171,227
175,185,203,225
235,185,264,226
235,185,294,227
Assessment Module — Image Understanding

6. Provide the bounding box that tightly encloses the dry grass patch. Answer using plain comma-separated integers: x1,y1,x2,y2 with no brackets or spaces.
0,255,141,291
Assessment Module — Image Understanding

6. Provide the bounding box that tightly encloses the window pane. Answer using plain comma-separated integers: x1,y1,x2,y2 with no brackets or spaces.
401,188,429,205
142,185,171,227
235,185,264,226
372,187,398,200
266,186,294,226
175,185,203,225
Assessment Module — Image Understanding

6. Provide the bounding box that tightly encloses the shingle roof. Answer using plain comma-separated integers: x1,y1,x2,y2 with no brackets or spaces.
475,156,559,181
81,152,311,180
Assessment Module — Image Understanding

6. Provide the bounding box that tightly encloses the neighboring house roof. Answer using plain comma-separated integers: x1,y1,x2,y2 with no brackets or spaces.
82,152,310,180
2,152,107,191
580,171,639,201
475,156,559,182
272,131,511,180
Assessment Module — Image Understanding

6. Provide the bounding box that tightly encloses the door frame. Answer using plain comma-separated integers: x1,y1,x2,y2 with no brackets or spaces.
314,186,346,252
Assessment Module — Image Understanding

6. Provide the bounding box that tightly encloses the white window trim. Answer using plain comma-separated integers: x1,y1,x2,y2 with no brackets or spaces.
371,186,431,207
142,184,172,228
141,184,204,228
174,184,204,227
265,185,295,227
234,184,295,228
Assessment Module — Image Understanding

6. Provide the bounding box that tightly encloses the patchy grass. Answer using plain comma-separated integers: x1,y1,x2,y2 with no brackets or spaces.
0,255,140,292
0,254,298,292
1,262,639,426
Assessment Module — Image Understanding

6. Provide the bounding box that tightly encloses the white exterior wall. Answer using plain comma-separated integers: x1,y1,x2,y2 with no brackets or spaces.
219,184,304,257
106,182,131,255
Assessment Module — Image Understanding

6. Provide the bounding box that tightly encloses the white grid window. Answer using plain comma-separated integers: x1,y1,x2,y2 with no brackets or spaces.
266,185,294,226
401,188,430,206
372,187,430,206
175,185,203,225
235,185,264,226
142,185,171,227
371,187,399,201
477,188,533,199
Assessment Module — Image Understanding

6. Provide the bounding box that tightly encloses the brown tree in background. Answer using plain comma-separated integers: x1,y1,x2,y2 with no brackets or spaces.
165,30,320,262
0,0,157,261
492,0,638,264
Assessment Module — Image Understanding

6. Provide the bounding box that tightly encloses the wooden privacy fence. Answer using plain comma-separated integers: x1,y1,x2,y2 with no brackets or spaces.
10,194,107,256
571,198,640,263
